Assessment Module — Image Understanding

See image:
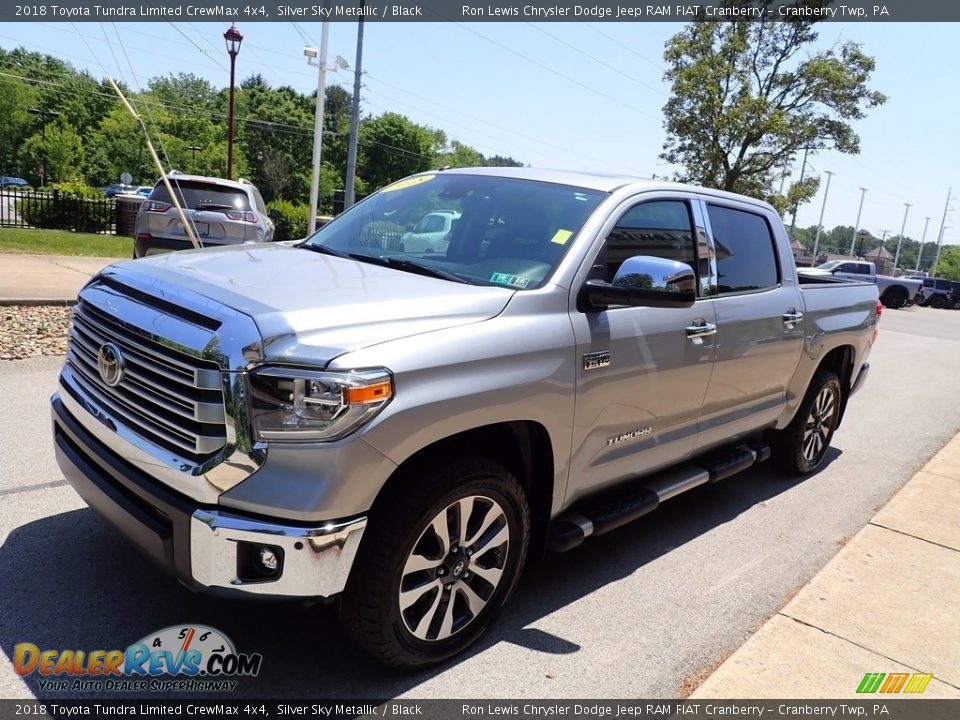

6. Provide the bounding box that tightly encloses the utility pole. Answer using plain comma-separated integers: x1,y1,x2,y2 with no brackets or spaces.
848,187,867,255
789,147,810,239
915,217,931,271
811,170,834,261
306,6,331,234
344,1,365,210
931,187,953,277
892,203,911,271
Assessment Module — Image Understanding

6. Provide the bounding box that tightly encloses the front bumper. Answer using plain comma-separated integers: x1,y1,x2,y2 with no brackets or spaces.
52,394,366,599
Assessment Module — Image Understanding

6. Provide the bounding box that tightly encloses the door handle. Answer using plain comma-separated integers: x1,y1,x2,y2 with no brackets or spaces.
686,322,717,339
783,310,804,329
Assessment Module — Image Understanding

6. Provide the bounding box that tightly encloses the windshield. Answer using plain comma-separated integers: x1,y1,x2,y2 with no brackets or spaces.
816,261,841,270
302,173,606,289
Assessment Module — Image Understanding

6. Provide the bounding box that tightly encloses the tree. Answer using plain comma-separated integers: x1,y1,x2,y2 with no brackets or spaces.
359,112,434,191
934,246,960,281
660,0,886,209
20,118,84,182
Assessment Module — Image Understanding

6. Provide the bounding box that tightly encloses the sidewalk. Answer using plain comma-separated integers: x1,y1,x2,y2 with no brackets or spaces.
0,254,123,305
693,436,960,699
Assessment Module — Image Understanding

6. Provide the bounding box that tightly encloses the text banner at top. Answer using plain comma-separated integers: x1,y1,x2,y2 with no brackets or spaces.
1,1,959,23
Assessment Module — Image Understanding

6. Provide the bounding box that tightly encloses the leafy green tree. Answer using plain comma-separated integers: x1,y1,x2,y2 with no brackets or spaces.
437,140,485,168
359,112,434,191
933,246,960,281
486,155,524,167
0,73,37,175
660,0,886,210
20,118,84,183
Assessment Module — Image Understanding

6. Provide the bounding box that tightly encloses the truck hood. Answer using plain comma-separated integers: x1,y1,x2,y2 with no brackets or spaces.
116,243,515,364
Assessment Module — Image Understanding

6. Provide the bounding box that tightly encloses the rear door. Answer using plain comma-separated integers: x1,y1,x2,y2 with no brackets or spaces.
695,200,806,450
568,193,716,503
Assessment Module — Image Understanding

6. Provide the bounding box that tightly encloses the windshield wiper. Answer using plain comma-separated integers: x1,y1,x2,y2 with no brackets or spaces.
298,242,351,259
348,253,469,284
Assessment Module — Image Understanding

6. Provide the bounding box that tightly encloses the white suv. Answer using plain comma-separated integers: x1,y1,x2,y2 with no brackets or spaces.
400,211,460,253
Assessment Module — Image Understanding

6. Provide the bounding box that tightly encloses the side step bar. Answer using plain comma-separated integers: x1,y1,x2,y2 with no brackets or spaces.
549,444,769,552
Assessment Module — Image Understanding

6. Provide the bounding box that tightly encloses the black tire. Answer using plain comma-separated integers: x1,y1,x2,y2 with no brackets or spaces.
338,456,530,668
929,294,946,309
769,369,842,475
881,287,907,309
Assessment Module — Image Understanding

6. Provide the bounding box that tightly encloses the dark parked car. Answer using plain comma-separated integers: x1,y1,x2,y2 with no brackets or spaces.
0,176,30,189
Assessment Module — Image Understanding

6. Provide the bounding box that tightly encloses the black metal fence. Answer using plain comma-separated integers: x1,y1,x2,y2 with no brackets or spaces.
0,189,117,234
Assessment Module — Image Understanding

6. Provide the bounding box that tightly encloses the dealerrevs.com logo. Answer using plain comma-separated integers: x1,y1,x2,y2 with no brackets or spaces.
14,625,262,693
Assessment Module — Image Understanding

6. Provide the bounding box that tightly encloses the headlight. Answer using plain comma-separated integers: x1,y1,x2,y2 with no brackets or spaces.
249,366,393,442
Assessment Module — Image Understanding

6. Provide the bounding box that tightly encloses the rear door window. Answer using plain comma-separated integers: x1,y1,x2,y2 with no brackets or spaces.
150,180,251,211
706,204,779,294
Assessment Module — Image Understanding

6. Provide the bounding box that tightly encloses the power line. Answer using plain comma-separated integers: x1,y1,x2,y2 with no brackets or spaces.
451,23,661,123
583,23,666,72
527,23,667,98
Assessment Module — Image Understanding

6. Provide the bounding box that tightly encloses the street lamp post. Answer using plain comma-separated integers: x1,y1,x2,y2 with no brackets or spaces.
892,203,911,271
223,24,243,180
811,170,834,261
187,145,202,173
305,18,331,234
915,217,931,271
27,107,60,187
849,187,868,256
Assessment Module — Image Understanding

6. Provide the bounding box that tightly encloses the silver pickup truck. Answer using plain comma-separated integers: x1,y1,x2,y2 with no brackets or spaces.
801,259,921,309
52,169,879,668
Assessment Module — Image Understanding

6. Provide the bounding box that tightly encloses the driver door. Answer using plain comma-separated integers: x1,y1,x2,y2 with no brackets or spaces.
567,194,716,504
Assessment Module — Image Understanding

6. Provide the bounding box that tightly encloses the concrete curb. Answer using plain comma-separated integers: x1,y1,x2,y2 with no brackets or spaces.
0,299,76,307
691,434,960,699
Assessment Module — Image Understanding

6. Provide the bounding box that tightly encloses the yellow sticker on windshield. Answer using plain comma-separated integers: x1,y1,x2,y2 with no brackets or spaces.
551,229,573,245
380,175,435,193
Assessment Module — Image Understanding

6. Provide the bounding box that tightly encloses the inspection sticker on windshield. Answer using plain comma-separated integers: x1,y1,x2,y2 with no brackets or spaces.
490,272,531,288
551,229,573,245
381,175,435,192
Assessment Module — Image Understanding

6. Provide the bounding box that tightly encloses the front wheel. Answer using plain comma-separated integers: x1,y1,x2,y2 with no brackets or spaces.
338,457,530,668
769,369,842,475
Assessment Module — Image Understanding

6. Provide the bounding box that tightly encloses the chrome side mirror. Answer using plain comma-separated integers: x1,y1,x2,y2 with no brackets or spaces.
583,256,696,310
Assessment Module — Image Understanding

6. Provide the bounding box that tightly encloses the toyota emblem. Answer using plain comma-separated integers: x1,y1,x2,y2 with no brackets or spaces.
97,342,125,387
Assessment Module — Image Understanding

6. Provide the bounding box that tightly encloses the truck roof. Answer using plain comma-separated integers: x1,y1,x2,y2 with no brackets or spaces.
432,167,777,212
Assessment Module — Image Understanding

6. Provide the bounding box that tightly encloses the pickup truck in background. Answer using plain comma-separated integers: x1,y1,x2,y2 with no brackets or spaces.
51,169,880,668
802,259,921,309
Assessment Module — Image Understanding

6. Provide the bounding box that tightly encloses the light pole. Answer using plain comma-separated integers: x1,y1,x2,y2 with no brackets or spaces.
28,107,60,187
187,145,202,173
305,16,331,234
811,170,834,261
345,1,366,210
223,24,243,179
932,226,951,277
849,187,867,255
915,217,931,271
892,203,910,271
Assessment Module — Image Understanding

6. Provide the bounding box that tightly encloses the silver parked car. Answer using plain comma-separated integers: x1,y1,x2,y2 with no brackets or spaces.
133,173,275,258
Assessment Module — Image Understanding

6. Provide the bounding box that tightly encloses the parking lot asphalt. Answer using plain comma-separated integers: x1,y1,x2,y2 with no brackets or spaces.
1,305,959,699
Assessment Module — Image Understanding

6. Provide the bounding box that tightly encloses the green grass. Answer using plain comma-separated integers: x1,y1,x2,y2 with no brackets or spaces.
0,227,131,257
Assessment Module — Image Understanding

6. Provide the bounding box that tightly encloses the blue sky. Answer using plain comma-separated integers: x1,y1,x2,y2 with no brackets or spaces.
0,20,955,247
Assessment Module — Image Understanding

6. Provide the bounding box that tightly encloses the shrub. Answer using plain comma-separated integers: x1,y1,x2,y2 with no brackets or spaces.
17,191,114,233
267,199,311,242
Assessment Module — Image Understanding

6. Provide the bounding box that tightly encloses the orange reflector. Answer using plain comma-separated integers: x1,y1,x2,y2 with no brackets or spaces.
347,381,392,404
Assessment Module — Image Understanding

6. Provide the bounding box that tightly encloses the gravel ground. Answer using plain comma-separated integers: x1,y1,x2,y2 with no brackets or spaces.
0,305,72,360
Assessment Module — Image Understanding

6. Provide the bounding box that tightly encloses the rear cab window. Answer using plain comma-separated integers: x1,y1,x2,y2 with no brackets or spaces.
150,180,251,211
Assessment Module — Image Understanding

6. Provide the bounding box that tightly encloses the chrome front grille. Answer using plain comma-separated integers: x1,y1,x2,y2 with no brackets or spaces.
66,299,227,460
